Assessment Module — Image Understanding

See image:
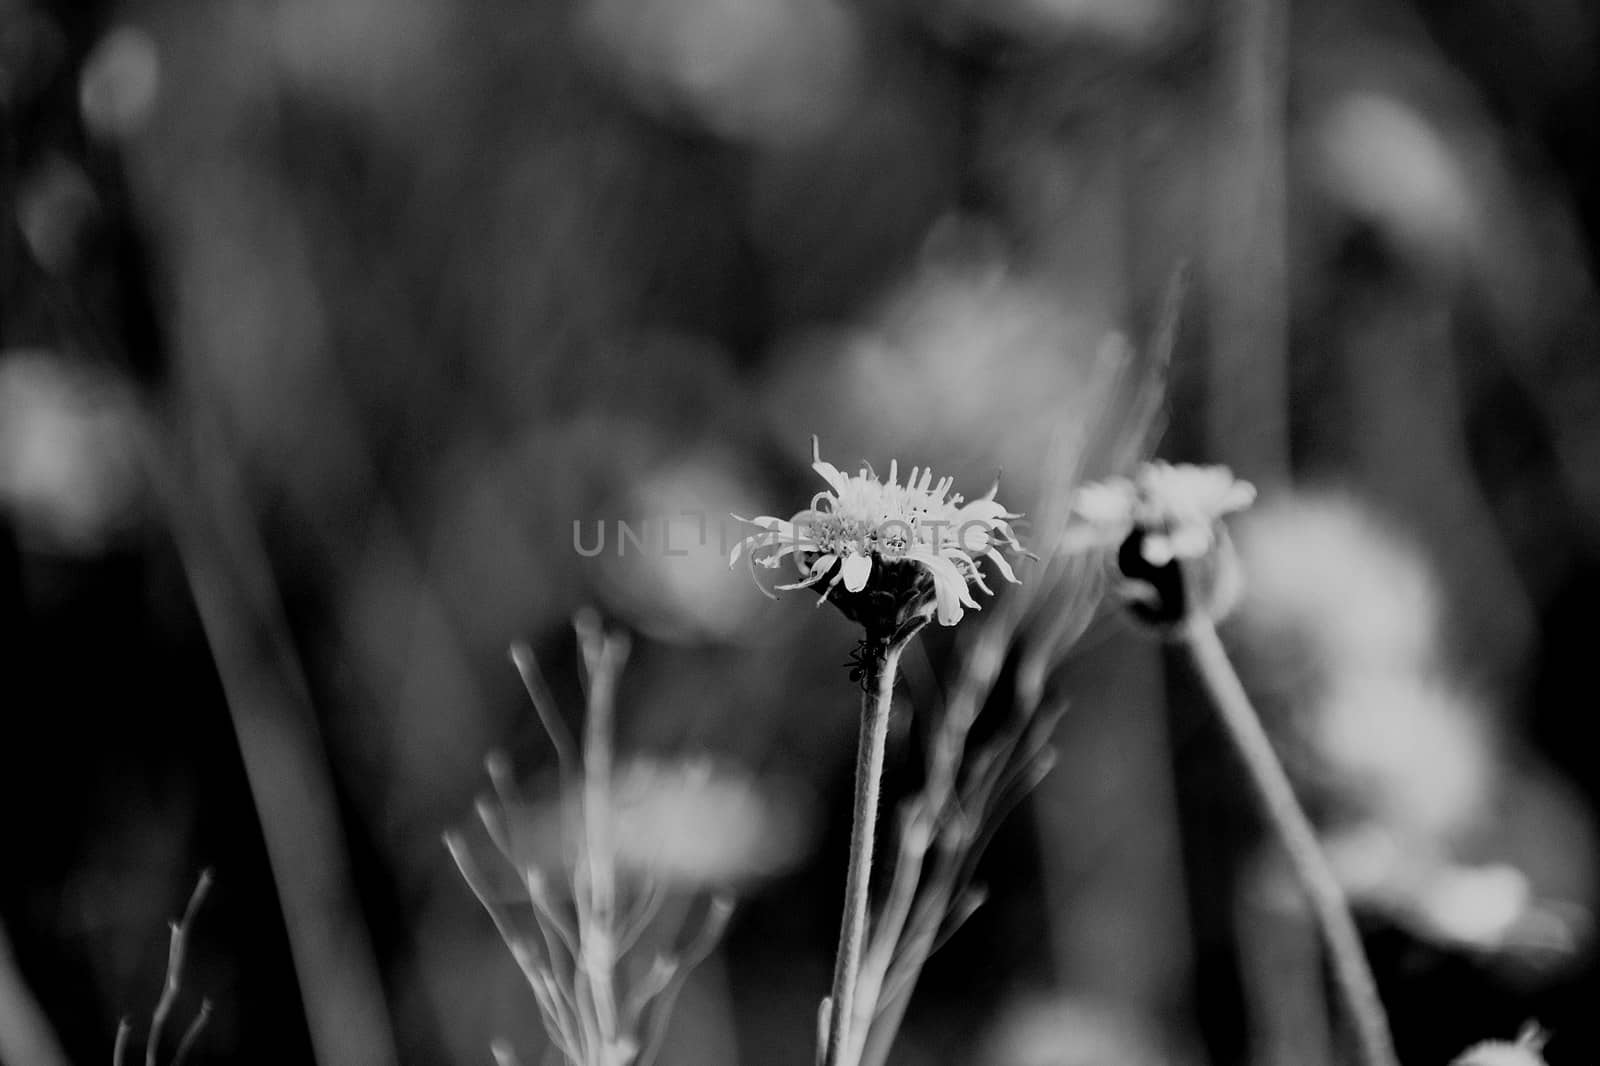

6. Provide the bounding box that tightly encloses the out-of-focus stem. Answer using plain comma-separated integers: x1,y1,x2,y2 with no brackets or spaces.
149,416,399,1066
1207,0,1290,485
1181,614,1398,1066
0,918,70,1066
823,634,912,1066
1237,866,1332,1066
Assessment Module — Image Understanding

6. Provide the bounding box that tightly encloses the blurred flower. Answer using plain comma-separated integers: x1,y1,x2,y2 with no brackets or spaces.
1066,462,1254,626
765,260,1113,507
0,351,145,553
453,624,740,1066
1451,1024,1549,1066
577,0,862,146
730,437,1021,630
502,756,811,889
79,25,161,142
1311,671,1495,842
1329,826,1583,960
597,452,775,645
16,155,99,275
1233,492,1443,677
1410,863,1542,951
978,993,1174,1066
1309,91,1482,269
1069,462,1256,566
1303,668,1592,969
608,758,812,883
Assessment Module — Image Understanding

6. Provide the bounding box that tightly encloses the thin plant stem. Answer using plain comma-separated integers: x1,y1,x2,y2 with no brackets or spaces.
824,631,914,1066
168,1002,212,1066
147,871,212,1066
576,615,627,1063
147,415,399,1066
1180,613,1399,1066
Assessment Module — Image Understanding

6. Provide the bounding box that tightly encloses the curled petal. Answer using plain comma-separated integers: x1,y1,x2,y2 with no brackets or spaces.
986,547,1019,584
810,436,849,495
954,498,1010,530
955,517,1003,554
727,514,796,566
729,536,764,567
923,553,980,626
778,553,837,591
920,552,979,609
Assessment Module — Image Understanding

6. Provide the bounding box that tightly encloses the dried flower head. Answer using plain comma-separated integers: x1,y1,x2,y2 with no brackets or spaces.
730,437,1022,633
1067,462,1255,626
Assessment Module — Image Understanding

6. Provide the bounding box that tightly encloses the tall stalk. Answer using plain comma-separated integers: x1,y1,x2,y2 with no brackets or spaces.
823,628,917,1066
1180,614,1398,1066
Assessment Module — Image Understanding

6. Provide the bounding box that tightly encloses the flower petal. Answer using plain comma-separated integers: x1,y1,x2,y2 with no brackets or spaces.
841,552,872,592
810,436,849,495
1222,479,1258,513
1166,523,1213,561
986,547,1019,584
728,514,809,566
1073,479,1138,524
778,554,836,590
919,552,979,607
1062,519,1130,554
1140,533,1177,566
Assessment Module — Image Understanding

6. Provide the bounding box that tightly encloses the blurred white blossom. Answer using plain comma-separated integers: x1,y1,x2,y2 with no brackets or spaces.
0,352,145,552
1068,462,1256,566
504,757,812,887
80,25,161,141
578,0,863,146
979,994,1175,1066
1234,492,1443,676
1312,671,1495,842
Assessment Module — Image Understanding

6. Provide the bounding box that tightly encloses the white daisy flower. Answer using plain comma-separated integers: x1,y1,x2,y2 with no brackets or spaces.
730,437,1022,629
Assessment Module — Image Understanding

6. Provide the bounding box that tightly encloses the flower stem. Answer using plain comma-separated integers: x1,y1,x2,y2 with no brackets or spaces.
1180,614,1399,1066
824,632,913,1066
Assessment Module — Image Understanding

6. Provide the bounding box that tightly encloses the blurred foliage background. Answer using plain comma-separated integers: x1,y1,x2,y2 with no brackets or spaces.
3,0,1600,1063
